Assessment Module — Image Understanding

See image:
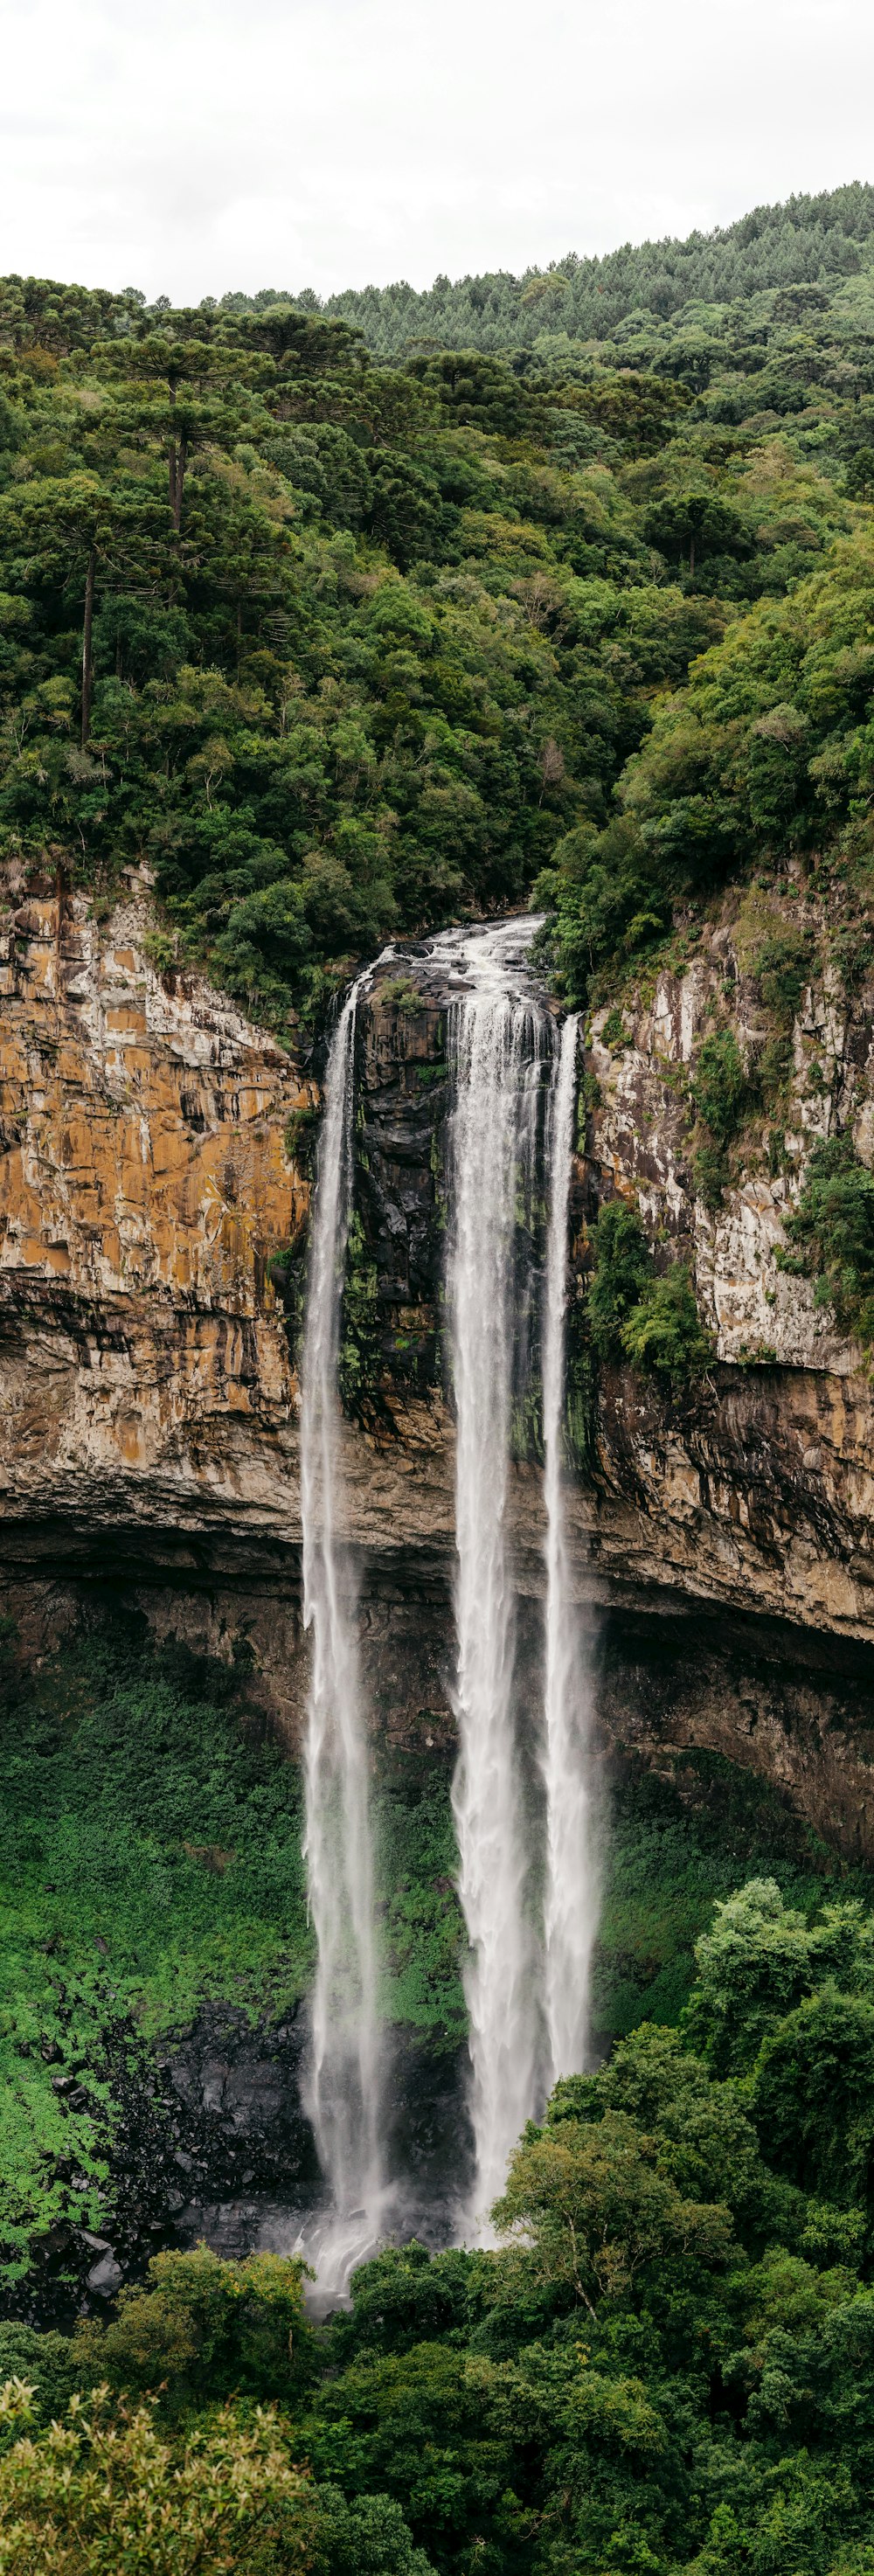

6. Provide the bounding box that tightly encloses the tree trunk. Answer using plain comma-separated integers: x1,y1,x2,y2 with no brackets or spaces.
175,439,188,531
81,547,95,749
168,378,186,530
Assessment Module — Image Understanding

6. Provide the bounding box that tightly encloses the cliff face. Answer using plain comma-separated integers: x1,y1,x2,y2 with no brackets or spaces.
0,864,309,1553
2,871,874,1845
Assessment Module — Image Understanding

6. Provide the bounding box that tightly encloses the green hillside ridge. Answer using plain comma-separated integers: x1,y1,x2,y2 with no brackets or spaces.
3,184,874,1036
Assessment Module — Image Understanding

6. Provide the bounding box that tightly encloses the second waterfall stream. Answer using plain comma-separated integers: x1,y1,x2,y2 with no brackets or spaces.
299,918,596,2267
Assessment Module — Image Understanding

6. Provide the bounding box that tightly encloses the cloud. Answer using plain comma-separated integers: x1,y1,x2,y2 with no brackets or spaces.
0,0,871,302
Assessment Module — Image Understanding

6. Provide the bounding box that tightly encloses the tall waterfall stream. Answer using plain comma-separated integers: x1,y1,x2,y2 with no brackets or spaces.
299,969,386,2291
299,920,595,2277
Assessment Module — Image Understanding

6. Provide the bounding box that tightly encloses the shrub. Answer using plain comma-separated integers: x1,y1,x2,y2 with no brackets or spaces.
779,1131,874,1344
0,2381,314,2576
692,1141,730,1212
587,1201,711,1381
586,1201,652,1358
755,927,814,1024
378,976,424,1017
690,1029,748,1146
620,1262,712,1381
0,2330,78,2443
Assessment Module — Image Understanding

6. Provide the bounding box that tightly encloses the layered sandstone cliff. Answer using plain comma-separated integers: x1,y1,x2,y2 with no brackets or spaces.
2,867,874,1844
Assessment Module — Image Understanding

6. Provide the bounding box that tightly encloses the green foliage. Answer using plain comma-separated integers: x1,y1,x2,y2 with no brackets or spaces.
620,1261,713,1381
690,1030,748,1145
3,209,874,1026
547,524,874,996
0,1628,314,2260
779,1132,874,1344
70,2245,313,2412
283,1102,319,1164
0,2327,79,2440
592,1750,837,2038
755,926,815,1024
313,2485,435,2575
298,2338,525,2574
0,2381,316,2573
378,976,425,1016
376,1779,466,2049
0,1634,465,2267
586,1201,652,1358
9,1799,874,2574
586,1200,711,1381
315,184,874,355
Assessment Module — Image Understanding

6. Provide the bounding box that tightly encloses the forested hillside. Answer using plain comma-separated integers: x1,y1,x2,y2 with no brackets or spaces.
10,1865,874,2574
323,180,874,354
2,183,874,1036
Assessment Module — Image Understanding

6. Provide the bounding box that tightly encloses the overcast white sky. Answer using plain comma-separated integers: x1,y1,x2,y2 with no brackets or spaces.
1,0,872,304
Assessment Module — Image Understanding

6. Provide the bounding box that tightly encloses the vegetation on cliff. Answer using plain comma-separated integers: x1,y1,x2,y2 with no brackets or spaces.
0,1621,833,2295
8,1871,874,2571
3,186,874,1026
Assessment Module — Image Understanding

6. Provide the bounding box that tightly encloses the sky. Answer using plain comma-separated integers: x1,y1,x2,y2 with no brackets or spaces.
1,0,873,305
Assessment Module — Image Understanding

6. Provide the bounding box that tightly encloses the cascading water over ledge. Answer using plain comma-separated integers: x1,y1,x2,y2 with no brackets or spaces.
298,965,387,2294
298,918,597,2270
443,923,551,2225
542,1009,598,2090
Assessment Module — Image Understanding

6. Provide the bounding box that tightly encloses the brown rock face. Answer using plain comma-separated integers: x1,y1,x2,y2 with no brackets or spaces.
0,869,310,1551
2,885,874,1850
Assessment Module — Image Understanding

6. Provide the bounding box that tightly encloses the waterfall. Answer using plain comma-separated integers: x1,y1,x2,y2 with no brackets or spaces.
541,1012,596,2085
297,920,595,2272
447,926,547,2222
300,980,382,2266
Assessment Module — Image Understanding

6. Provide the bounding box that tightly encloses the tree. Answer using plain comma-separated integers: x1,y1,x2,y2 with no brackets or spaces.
0,2380,315,2576
0,471,166,746
70,2245,314,2412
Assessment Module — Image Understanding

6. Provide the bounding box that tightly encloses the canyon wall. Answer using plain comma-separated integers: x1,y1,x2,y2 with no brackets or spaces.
2,864,873,1845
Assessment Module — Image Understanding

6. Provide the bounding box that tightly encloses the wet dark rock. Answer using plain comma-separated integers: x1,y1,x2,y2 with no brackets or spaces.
3,1997,322,2330
87,2252,122,2298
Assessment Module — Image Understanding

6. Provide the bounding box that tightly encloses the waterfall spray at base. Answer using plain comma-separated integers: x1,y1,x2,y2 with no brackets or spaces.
446,925,548,2225
542,1011,597,2086
299,980,384,2288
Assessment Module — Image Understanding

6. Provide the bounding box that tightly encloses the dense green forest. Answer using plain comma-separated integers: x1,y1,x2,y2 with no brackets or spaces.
7,1854,874,2574
3,183,874,1031
7,188,874,2573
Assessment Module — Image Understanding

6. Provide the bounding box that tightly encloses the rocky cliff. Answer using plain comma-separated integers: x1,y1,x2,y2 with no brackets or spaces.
2,865,873,1846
